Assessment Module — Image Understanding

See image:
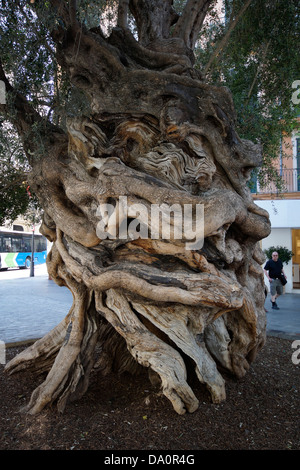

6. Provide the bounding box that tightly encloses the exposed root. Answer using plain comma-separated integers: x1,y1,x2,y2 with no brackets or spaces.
95,289,199,414
4,28,270,416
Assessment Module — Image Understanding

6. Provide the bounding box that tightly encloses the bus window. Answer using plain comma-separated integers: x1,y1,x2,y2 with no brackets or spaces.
41,238,47,251
12,225,24,231
34,235,47,252
12,237,22,252
23,236,31,252
3,236,12,252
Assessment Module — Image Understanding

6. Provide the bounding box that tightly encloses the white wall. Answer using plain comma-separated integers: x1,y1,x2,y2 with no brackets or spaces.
255,199,300,229
261,228,293,293
255,199,300,293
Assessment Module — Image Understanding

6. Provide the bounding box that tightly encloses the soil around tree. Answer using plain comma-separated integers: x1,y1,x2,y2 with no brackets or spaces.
0,336,299,452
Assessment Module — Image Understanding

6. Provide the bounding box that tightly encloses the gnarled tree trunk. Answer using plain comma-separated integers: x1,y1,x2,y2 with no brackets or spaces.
3,0,270,415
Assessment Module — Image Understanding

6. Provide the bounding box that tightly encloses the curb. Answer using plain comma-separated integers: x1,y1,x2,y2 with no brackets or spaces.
5,338,40,348
266,330,300,341
4,331,299,350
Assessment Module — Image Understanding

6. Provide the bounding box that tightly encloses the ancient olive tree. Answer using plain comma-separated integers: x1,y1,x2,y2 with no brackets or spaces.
2,0,271,415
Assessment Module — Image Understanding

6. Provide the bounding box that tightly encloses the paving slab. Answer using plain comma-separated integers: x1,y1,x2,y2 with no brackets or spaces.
0,268,299,345
265,293,300,341
0,274,72,344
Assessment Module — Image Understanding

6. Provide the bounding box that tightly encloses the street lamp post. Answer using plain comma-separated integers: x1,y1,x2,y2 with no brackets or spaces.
30,225,35,277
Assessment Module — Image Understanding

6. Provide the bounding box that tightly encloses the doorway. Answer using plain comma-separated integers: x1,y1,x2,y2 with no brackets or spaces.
292,229,300,289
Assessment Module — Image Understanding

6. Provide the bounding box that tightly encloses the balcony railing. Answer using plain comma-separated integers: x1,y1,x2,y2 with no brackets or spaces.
250,168,300,194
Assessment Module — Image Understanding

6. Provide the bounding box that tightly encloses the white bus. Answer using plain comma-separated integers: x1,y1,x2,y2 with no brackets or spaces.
0,229,47,270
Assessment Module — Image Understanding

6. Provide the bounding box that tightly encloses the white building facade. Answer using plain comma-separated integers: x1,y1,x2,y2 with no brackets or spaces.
253,128,300,294
255,199,300,293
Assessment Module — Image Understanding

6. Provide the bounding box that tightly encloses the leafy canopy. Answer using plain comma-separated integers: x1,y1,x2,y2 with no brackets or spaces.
0,0,299,223
197,0,300,189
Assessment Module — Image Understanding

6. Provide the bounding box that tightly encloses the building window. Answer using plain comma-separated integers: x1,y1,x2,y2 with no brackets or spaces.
248,169,258,193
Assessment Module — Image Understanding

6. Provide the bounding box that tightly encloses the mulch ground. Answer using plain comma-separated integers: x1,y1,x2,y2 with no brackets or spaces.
0,336,299,453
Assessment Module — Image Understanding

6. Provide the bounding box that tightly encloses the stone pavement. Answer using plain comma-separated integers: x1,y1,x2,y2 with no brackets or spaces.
0,269,299,345
265,292,300,341
0,273,72,345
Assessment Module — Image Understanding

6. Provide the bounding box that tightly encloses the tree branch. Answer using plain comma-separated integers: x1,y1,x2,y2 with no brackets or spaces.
246,39,271,104
32,0,81,41
204,0,252,76
47,0,70,26
117,0,130,29
172,0,214,49
0,58,65,162
68,0,78,27
0,172,29,192
129,0,178,45
17,0,55,57
189,0,213,49
0,59,39,136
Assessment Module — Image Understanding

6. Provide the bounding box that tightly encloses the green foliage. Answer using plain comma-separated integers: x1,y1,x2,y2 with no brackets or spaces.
196,0,300,189
264,246,294,265
0,0,56,106
77,0,118,30
0,0,299,221
0,119,39,225
0,181,28,226
0,0,93,222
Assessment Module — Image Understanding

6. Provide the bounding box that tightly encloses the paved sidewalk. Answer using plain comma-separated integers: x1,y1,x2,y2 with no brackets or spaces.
0,274,72,345
265,293,300,340
0,272,299,345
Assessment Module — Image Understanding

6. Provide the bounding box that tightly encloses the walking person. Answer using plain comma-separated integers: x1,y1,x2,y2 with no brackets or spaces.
264,251,287,310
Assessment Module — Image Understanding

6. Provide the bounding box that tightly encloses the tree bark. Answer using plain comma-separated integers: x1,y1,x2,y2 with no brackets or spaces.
4,0,271,415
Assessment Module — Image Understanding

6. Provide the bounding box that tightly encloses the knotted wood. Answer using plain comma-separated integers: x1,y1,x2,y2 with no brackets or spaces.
4,0,270,415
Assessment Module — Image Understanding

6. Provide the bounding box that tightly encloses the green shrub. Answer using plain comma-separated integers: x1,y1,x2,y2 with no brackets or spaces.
264,246,294,265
